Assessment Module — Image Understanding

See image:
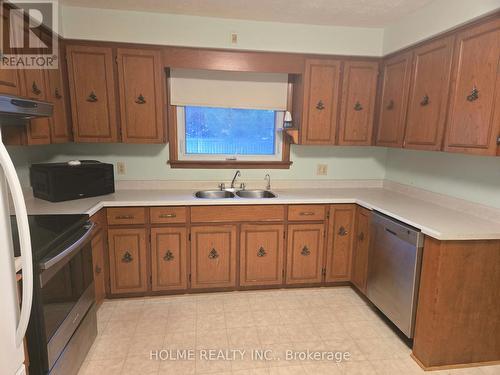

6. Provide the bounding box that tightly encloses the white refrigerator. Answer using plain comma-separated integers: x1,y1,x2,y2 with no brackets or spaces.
0,95,53,375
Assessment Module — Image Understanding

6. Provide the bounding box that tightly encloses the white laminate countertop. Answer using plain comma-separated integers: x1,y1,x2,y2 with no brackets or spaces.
22,187,500,241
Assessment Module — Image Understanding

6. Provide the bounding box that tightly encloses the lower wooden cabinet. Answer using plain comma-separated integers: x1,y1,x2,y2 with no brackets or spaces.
91,230,106,306
325,204,355,282
108,228,148,294
190,225,237,289
286,223,325,285
351,207,372,293
240,224,284,286
151,227,188,292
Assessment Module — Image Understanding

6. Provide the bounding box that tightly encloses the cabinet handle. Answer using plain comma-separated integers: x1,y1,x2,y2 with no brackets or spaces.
87,91,98,102
95,265,102,274
466,86,479,102
257,247,267,257
135,94,146,104
163,250,174,261
208,248,219,259
115,215,134,220
316,100,325,110
54,88,62,99
159,213,176,218
386,100,394,110
420,95,429,106
358,232,364,241
353,101,363,111
299,212,315,216
338,226,348,236
497,136,500,146
122,251,133,263
32,81,41,95
301,246,311,256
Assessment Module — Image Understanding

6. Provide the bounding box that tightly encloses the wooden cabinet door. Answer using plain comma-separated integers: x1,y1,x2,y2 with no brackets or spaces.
376,52,412,147
351,207,371,294
240,224,284,287
0,70,21,95
325,205,355,282
338,61,378,145
444,18,500,156
404,37,454,150
108,228,148,294
66,45,118,142
151,227,188,292
91,230,106,306
286,223,325,285
117,48,165,143
191,225,237,289
300,59,341,144
46,66,72,143
20,68,51,145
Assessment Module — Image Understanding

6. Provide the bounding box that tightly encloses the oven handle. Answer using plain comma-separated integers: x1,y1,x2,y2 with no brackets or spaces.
39,222,96,270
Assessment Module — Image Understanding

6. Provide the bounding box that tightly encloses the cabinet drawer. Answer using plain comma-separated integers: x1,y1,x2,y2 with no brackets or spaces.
288,205,327,221
107,207,146,225
150,207,187,224
191,205,285,223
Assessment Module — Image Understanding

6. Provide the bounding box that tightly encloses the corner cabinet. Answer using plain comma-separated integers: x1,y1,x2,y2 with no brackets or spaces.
443,18,500,156
0,69,21,95
66,44,119,143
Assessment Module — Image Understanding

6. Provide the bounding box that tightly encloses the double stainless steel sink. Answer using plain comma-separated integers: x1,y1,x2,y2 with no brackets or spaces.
195,189,276,199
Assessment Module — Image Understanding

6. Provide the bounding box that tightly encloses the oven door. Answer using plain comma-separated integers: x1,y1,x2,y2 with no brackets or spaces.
38,222,96,370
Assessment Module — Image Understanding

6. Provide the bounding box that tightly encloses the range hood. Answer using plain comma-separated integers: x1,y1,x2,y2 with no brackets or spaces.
0,94,53,124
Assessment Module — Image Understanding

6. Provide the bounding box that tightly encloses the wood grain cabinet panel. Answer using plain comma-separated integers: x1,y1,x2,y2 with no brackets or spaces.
404,37,454,150
350,207,371,294
300,59,341,144
66,45,118,143
91,230,106,306
444,18,500,156
0,69,21,95
108,228,148,294
286,223,325,285
46,65,72,143
240,224,284,287
190,225,237,289
376,52,412,148
116,48,166,143
338,61,379,145
325,204,355,282
151,227,188,291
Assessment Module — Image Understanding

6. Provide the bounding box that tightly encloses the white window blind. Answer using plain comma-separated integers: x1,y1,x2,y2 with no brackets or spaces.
169,69,289,110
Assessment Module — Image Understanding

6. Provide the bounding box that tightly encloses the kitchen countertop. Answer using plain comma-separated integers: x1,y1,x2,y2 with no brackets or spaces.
22,187,500,241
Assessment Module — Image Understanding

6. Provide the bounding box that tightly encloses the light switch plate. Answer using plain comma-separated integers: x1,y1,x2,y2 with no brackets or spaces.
116,161,126,175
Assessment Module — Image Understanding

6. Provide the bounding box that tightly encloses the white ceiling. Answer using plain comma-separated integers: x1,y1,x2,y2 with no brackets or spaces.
59,0,435,27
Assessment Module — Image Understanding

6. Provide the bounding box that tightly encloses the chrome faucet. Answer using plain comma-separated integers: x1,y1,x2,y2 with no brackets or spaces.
230,170,241,189
264,174,271,190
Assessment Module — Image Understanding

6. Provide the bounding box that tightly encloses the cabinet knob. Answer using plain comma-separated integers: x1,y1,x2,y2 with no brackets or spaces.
316,100,325,110
87,91,98,102
420,95,430,106
208,248,219,259
257,246,267,257
122,251,133,263
163,250,174,261
353,101,363,111
358,232,364,241
135,94,146,104
466,86,479,102
338,226,348,236
32,81,41,95
386,100,394,110
95,265,102,274
54,88,62,99
497,136,500,146
300,246,311,256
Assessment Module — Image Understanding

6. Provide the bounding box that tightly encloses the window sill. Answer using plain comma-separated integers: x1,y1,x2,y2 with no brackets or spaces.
168,160,292,169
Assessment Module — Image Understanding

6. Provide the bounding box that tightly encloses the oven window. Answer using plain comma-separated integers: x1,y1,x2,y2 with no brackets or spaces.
41,244,93,341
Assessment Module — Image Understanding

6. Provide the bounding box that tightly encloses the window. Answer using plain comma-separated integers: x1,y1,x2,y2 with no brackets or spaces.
176,106,284,162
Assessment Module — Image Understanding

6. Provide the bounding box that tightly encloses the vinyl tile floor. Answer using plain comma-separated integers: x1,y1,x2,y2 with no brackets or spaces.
78,287,499,375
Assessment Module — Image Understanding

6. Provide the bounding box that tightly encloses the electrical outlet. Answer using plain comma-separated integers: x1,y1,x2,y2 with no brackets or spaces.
116,161,126,175
317,164,328,176
231,33,238,44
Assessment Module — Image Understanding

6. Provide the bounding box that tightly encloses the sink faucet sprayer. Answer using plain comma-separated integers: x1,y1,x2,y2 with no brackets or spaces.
264,174,271,190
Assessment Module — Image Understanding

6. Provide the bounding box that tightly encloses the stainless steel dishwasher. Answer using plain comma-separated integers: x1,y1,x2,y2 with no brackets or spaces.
366,211,424,338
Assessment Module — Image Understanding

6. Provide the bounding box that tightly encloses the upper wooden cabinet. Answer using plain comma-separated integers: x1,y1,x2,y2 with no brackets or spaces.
444,18,500,156
338,61,379,146
300,59,341,144
376,52,412,148
404,37,454,150
0,70,21,95
116,48,166,143
66,45,118,143
46,65,72,143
